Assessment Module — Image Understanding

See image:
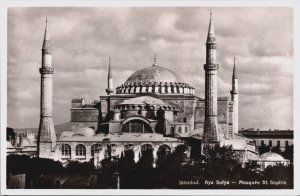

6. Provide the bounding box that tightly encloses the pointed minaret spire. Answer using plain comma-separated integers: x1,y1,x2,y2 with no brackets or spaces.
230,57,239,134
153,53,158,66
42,18,51,51
206,10,216,44
231,57,238,95
108,56,112,78
232,57,237,79
106,57,114,95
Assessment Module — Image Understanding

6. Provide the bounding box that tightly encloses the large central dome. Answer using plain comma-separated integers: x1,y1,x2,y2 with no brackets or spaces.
116,63,194,95
125,65,185,84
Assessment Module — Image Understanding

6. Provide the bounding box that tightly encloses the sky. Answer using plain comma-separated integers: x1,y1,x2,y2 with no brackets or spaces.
7,7,293,130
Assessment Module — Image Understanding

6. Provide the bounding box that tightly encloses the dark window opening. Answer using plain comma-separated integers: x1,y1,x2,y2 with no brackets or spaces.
91,144,101,157
157,145,171,159
277,140,280,147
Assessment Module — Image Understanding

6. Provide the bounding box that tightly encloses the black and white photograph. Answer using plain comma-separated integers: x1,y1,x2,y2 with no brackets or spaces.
1,1,298,194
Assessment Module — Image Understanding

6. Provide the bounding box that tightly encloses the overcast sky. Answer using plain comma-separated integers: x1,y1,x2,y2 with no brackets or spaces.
7,7,293,130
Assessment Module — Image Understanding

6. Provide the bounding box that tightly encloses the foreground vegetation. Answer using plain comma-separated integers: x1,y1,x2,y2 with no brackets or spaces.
7,144,293,189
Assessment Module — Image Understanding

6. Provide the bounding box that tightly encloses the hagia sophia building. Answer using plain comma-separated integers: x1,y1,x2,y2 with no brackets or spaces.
34,12,259,167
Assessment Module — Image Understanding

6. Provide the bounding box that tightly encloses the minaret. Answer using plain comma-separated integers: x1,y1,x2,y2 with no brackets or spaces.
106,57,114,95
203,11,219,143
37,19,57,158
230,57,239,134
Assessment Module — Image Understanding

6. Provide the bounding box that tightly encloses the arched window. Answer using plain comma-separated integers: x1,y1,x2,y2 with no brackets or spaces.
121,119,152,133
75,144,86,159
91,144,101,157
157,145,171,159
61,144,71,158
124,144,135,159
141,144,153,152
141,144,153,157
185,126,188,132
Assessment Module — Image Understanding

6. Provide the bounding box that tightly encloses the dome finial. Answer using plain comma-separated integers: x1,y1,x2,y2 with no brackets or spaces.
153,53,158,66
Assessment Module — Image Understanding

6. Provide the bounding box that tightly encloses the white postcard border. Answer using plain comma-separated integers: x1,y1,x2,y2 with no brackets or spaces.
1,0,299,195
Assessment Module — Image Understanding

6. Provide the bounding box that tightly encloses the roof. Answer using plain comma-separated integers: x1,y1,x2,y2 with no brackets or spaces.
71,98,84,103
7,141,15,149
58,133,182,143
119,96,171,106
125,65,185,85
239,130,293,139
217,96,229,101
59,127,95,139
259,152,285,161
116,64,195,95
116,96,181,111
20,138,33,147
220,135,257,152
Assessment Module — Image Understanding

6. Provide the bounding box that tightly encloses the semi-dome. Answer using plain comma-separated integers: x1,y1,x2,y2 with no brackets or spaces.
76,127,95,137
116,63,194,95
259,152,285,161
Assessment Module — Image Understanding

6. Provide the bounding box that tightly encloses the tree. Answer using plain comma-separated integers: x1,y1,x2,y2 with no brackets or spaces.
7,127,16,142
258,144,270,155
65,160,95,174
271,146,282,155
7,154,65,188
201,144,241,180
118,150,136,188
155,144,191,188
136,150,154,170
282,145,293,163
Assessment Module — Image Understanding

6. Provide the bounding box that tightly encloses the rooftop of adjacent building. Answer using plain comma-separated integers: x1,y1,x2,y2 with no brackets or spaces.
239,129,293,134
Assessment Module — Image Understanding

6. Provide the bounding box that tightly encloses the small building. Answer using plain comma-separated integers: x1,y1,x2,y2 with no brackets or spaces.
256,152,290,170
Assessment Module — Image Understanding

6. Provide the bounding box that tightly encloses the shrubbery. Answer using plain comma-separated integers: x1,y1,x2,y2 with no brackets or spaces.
7,143,293,189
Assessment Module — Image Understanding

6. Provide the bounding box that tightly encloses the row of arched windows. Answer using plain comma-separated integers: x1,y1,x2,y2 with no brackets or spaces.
61,144,101,159
61,143,171,159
